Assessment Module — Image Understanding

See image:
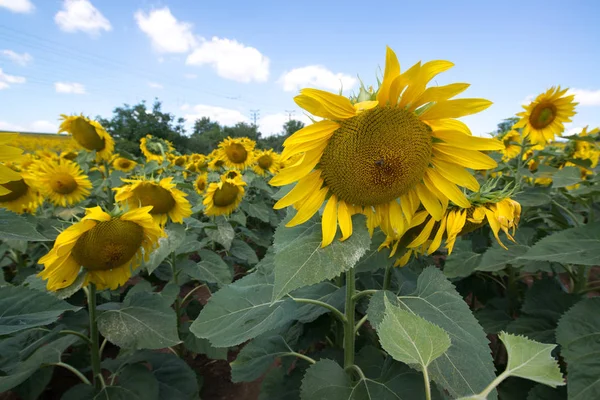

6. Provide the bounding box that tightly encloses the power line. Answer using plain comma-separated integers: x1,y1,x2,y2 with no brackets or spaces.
285,109,295,121
250,110,260,126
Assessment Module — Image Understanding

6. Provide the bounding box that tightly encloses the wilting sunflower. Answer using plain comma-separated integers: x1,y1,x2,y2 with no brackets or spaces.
140,135,175,163
38,206,164,291
203,173,246,216
113,157,137,172
114,177,192,225
271,46,503,247
499,130,522,161
194,174,208,195
253,149,280,176
34,160,92,207
513,87,577,145
0,173,43,214
59,115,114,160
0,133,23,195
216,137,255,170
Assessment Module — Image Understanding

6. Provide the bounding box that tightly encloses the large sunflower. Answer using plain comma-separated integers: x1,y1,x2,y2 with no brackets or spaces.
59,115,114,161
140,135,175,163
203,172,246,216
253,149,280,176
0,133,23,196
0,173,43,214
113,157,137,172
271,47,503,247
114,177,192,226
38,206,164,291
513,87,577,145
216,137,255,170
34,160,92,207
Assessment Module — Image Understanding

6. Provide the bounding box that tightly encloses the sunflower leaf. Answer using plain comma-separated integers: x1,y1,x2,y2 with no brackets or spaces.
183,249,233,287
0,210,51,241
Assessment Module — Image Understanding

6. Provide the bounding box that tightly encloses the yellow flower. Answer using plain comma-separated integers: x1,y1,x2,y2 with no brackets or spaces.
0,172,43,214
171,155,187,167
0,133,24,195
499,130,522,161
33,160,92,207
59,115,114,161
571,126,599,168
38,206,164,291
194,174,208,195
253,149,280,176
216,137,256,170
203,173,246,216
513,86,577,145
271,46,502,247
140,135,175,163
113,157,137,172
60,150,79,161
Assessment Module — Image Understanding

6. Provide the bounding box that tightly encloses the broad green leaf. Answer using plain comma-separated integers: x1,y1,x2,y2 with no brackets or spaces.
475,307,512,334
367,267,498,399
0,210,51,241
476,243,530,272
526,384,567,400
520,224,600,266
556,297,600,400
259,366,304,400
514,187,552,208
205,218,235,250
23,273,86,300
117,364,160,400
300,359,352,399
183,249,233,287
552,166,581,188
498,332,564,386
97,291,181,350
355,231,392,273
0,286,80,335
272,214,370,301
180,322,228,360
229,238,259,265
443,240,482,279
14,365,54,400
143,224,186,274
241,200,271,222
379,298,450,368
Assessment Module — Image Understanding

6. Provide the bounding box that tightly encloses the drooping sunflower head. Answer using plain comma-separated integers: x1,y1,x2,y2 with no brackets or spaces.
114,176,192,226
0,172,43,214
203,175,246,217
113,157,137,172
32,159,92,207
216,137,256,169
498,130,522,162
59,115,114,161
140,135,175,163
253,149,280,176
0,133,24,195
513,86,577,146
569,126,600,168
38,206,165,291
271,46,503,247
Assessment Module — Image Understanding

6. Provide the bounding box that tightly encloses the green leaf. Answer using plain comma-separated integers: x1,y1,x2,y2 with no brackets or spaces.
552,166,581,188
241,200,271,222
0,286,81,335
476,243,530,272
514,187,552,208
0,210,51,241
301,359,352,399
556,297,600,400
355,231,393,273
259,366,304,400
97,291,181,350
367,267,498,399
14,365,54,400
180,321,228,360
378,298,451,368
23,273,86,300
443,240,482,279
183,249,233,287
143,224,187,274
205,218,235,250
117,364,160,400
475,307,512,335
272,214,370,301
498,332,564,387
526,384,567,400
292,282,345,323
229,238,259,265
520,224,600,266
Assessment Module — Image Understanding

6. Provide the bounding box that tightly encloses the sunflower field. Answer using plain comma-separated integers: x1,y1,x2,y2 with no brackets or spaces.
1,47,599,400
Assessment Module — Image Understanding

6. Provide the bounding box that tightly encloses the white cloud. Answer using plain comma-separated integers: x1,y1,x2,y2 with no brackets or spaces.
520,94,535,106
258,113,313,137
134,7,197,53
55,82,86,94
279,65,356,92
184,73,197,79
55,0,111,36
0,68,26,90
0,0,34,13
0,120,25,131
1,49,32,66
186,37,269,83
568,88,600,106
183,104,248,127
0,120,57,132
148,82,163,89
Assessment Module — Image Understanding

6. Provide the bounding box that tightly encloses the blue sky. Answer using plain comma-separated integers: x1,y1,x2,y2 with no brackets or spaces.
0,0,599,137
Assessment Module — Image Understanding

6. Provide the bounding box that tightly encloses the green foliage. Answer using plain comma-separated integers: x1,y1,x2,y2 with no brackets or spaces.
521,224,600,265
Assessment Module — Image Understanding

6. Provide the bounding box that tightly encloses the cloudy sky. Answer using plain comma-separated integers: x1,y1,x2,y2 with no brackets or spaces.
0,0,598,137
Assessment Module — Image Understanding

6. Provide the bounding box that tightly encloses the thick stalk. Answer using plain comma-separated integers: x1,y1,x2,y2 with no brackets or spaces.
422,367,432,400
573,265,588,294
343,268,356,370
86,284,102,389
383,262,393,290
102,160,113,207
170,253,183,356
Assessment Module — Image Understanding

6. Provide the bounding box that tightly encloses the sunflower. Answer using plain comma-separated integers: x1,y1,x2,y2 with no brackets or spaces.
33,160,92,207
203,173,246,216
140,135,175,163
172,155,187,167
271,46,503,247
194,174,208,195
0,133,23,195
0,173,43,214
513,87,577,145
571,126,599,168
499,130,522,162
60,150,78,161
113,157,137,172
114,177,192,226
253,149,280,176
59,115,114,161
216,137,255,170
38,206,164,291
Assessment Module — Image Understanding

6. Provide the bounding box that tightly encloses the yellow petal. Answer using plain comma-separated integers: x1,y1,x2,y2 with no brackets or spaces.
274,170,323,209
433,130,504,151
321,194,338,247
425,119,472,135
483,207,507,250
270,144,326,186
400,190,420,225
377,46,401,106
398,60,454,108
425,169,471,208
337,200,352,241
407,217,436,248
433,146,498,170
0,166,22,183
410,83,470,112
420,60,454,85
82,206,111,222
395,251,412,267
0,145,23,161
388,62,421,106
354,101,379,113
284,120,340,146
420,98,493,120
286,187,328,227
387,200,405,236
416,183,443,221
431,158,480,192
296,89,356,120
427,216,447,255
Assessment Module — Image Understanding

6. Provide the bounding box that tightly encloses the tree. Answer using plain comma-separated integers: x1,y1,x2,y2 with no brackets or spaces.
495,117,519,135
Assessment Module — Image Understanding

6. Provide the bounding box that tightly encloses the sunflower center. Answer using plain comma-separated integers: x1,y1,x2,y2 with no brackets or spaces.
70,118,106,151
119,160,131,169
196,179,206,192
529,102,557,129
0,179,28,202
319,107,433,206
133,183,176,214
225,144,248,164
175,157,186,166
225,171,240,180
50,172,78,194
72,219,144,271
213,182,240,207
258,155,273,169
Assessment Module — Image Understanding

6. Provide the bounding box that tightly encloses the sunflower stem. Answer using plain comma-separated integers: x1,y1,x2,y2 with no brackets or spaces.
383,262,393,290
86,283,102,390
573,265,588,294
170,252,183,357
102,160,114,207
343,268,356,371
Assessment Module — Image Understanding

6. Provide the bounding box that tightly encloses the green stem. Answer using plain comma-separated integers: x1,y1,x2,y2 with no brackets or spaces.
474,369,511,399
422,366,432,400
102,160,113,208
289,296,346,323
343,268,356,370
354,314,368,335
86,284,102,389
46,362,91,386
170,253,183,356
281,352,317,365
181,284,208,306
59,330,92,345
573,265,588,294
383,262,393,290
352,289,378,302
552,200,581,227
99,338,108,358
345,364,366,381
